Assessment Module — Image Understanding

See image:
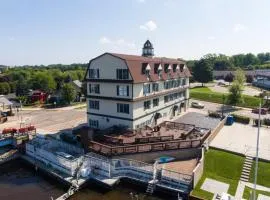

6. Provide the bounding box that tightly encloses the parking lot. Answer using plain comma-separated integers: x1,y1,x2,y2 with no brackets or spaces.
0,108,87,134
210,123,270,161
174,112,221,130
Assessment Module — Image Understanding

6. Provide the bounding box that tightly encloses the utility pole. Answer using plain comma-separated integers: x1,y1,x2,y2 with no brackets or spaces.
222,94,225,118
253,103,261,200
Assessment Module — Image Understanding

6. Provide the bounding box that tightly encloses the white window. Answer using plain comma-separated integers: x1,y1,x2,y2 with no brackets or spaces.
89,69,99,78
89,100,99,110
117,85,129,96
143,84,151,95
89,84,100,94
116,69,129,79
89,119,99,128
117,103,129,114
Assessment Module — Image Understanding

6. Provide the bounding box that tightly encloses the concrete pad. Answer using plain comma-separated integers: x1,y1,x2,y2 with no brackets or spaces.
258,194,270,200
210,123,270,161
201,178,229,195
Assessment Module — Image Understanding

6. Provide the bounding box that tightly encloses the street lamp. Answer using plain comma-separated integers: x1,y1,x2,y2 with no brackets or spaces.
253,102,261,200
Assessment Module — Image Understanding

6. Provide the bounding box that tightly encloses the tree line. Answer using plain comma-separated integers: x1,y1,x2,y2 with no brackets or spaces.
0,64,87,104
187,52,270,71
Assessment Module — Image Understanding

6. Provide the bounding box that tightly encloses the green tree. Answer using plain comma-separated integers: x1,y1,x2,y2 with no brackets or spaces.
61,83,76,104
16,79,29,96
243,53,259,66
193,58,213,86
0,82,10,94
228,69,246,105
29,72,56,93
9,82,16,93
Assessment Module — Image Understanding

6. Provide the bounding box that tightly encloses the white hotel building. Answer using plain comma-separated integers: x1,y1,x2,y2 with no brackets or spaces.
85,40,191,130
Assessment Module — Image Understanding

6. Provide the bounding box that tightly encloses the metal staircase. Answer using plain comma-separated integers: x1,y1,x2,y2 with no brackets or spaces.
73,156,86,185
146,161,159,195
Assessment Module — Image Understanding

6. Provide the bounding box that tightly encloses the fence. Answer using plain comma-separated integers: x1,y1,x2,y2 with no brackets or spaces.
84,152,193,192
89,138,206,156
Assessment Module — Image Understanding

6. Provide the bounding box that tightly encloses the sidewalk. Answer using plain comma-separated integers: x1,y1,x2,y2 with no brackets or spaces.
235,181,270,200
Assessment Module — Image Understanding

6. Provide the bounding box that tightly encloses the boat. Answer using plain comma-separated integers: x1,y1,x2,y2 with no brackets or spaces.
155,156,175,163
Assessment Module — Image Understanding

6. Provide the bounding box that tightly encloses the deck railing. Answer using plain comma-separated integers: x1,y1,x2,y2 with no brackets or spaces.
84,152,193,192
89,135,209,156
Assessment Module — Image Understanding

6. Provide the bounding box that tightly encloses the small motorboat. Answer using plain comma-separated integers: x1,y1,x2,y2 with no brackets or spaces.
155,156,175,163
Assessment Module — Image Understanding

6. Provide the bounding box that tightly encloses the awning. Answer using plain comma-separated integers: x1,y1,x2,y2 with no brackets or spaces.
0,96,13,106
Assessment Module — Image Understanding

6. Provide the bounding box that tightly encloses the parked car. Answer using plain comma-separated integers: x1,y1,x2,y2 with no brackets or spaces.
191,102,204,109
252,108,268,115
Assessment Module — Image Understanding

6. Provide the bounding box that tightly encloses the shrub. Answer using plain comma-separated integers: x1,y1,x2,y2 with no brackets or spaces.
254,118,270,126
263,118,270,126
254,119,262,127
208,111,222,118
231,114,250,124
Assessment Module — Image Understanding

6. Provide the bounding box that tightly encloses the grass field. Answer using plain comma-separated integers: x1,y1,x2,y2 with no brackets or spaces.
249,161,270,188
243,186,270,200
190,87,261,108
191,149,245,199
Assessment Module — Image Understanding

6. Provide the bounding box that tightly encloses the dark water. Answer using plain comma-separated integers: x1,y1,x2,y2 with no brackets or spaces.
0,159,174,200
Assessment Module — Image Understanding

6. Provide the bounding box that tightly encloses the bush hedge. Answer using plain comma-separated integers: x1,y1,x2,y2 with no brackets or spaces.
231,114,250,124
208,111,222,118
253,118,270,126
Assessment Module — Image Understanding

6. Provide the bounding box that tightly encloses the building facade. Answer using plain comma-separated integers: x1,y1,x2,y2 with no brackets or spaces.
85,41,191,130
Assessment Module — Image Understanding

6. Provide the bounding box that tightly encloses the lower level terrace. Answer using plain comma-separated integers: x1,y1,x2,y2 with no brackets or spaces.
89,121,211,156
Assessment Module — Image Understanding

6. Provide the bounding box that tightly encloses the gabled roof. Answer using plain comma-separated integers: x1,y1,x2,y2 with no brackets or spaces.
86,52,191,83
110,53,191,83
73,80,82,88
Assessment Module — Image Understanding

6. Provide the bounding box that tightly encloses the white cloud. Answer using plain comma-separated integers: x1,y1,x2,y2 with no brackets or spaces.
207,36,216,40
139,20,157,31
233,24,247,32
99,37,111,44
99,37,136,49
137,0,145,2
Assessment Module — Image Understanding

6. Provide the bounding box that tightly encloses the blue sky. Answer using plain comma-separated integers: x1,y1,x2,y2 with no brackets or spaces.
1,0,270,65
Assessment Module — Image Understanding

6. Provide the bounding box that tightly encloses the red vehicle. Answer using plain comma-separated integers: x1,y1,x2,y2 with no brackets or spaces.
252,108,268,115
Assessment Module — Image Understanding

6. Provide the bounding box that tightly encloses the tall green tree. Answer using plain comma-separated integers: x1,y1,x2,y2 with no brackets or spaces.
193,58,213,86
61,83,76,104
228,69,246,105
16,79,29,96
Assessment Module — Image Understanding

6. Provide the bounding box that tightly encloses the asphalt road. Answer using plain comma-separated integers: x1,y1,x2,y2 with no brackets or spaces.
189,99,270,119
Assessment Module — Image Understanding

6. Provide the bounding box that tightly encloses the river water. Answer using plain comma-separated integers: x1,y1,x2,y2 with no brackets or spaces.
0,159,174,200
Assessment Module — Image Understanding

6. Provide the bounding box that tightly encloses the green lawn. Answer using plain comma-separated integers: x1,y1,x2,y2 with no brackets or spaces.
249,161,270,188
190,87,261,108
243,186,270,200
191,149,245,199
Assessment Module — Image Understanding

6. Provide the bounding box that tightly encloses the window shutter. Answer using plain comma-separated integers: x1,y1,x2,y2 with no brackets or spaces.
89,84,91,93
117,85,119,96
126,86,129,96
